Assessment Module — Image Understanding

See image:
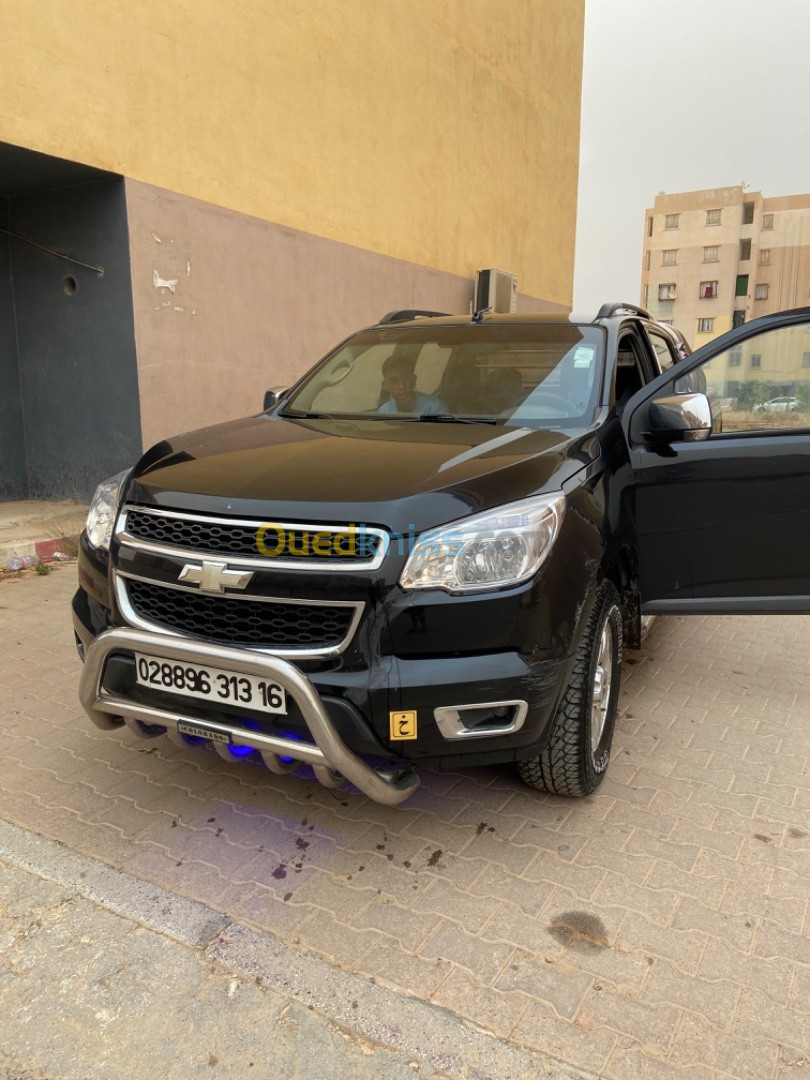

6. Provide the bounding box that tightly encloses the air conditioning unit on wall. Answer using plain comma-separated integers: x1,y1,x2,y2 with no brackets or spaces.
475,268,518,313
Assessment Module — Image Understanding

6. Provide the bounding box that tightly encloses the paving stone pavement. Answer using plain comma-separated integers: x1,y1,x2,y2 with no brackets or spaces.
0,858,453,1080
1,565,808,1079
0,829,584,1080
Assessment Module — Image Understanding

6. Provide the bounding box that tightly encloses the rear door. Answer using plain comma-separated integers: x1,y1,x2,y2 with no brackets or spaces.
622,308,810,613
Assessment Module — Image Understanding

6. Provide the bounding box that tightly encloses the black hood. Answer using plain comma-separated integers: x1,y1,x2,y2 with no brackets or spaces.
127,413,598,533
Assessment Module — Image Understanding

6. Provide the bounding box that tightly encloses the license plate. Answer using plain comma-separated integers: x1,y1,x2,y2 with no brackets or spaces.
134,653,287,715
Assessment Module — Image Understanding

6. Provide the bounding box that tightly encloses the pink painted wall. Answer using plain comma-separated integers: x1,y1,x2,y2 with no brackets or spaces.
125,180,566,450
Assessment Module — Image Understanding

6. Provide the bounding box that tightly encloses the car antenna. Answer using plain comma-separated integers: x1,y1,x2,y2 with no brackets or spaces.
472,305,493,323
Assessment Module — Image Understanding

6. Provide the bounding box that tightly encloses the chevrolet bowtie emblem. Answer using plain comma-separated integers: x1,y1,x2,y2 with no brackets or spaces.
178,560,254,594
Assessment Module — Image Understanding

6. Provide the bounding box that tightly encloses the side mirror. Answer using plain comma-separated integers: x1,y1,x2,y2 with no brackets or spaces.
648,392,712,443
263,386,288,411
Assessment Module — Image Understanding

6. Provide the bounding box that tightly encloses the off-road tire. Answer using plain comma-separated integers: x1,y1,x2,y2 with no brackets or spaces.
517,580,623,796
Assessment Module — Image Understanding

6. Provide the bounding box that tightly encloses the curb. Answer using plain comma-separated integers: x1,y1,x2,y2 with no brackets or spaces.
0,533,79,568
0,819,593,1080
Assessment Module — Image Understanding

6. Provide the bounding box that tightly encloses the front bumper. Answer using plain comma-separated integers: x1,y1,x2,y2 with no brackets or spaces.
78,626,420,806
72,509,593,796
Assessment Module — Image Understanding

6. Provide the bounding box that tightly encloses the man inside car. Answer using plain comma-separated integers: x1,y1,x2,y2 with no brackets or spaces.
378,354,445,415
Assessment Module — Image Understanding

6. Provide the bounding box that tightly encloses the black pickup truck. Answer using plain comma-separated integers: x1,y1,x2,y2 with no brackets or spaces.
73,303,810,805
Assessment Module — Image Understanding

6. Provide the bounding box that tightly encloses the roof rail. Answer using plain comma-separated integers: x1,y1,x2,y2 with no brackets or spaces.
378,309,450,324
595,302,652,320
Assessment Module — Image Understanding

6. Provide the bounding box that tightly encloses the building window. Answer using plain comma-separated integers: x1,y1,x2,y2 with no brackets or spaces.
665,213,680,229
643,284,649,305
697,318,714,333
758,249,771,265
755,283,769,300
740,239,752,260
703,245,719,262
658,319,673,325
647,217,653,237
662,249,677,266
743,201,755,224
699,280,718,299
645,250,651,271
729,347,742,366
706,209,721,225
735,274,749,297
658,283,677,301
762,213,774,229
732,310,746,328
750,354,762,368
803,352,810,367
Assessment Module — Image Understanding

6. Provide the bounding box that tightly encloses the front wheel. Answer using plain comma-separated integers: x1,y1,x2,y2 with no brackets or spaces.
517,580,623,797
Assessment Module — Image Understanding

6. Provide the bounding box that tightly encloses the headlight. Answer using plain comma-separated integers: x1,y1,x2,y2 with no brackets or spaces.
86,470,131,551
399,493,565,594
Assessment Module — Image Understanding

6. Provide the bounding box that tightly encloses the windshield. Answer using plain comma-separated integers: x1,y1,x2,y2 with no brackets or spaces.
282,324,604,427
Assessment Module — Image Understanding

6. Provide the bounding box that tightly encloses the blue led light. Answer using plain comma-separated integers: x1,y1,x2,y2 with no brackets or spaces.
227,720,306,764
227,744,255,758
278,730,303,764
225,718,262,758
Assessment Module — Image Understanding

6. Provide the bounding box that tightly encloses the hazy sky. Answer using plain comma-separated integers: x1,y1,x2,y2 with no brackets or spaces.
574,0,810,311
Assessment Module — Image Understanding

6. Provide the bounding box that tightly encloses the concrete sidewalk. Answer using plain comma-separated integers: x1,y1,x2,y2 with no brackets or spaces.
0,820,583,1080
0,500,86,568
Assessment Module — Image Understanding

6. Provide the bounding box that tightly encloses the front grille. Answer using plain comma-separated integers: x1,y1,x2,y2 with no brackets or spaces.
126,579,356,651
124,508,382,563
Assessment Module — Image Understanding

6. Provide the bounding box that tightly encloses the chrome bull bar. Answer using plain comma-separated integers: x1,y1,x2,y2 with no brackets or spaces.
78,627,420,807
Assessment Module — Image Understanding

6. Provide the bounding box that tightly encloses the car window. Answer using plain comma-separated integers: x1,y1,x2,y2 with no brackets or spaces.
646,329,677,374
690,322,810,434
613,335,647,408
302,341,456,414
284,325,606,427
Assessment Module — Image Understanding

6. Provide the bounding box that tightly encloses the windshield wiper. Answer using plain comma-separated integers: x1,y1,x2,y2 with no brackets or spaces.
280,409,337,421
283,410,497,425
412,414,498,425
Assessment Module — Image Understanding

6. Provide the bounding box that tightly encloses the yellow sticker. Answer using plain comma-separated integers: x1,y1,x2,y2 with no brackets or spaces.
389,711,418,741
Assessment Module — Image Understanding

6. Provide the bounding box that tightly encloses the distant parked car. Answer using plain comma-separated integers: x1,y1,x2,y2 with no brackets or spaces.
754,396,799,412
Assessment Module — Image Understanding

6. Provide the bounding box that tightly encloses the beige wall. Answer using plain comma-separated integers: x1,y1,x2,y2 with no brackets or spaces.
3,0,584,307
757,202,810,312
127,180,567,449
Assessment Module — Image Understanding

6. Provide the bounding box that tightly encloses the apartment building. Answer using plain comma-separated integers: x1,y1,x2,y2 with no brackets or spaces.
641,186,810,348
641,186,810,411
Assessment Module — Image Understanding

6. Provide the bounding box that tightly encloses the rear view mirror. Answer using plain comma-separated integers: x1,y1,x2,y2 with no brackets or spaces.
263,387,288,411
648,393,712,443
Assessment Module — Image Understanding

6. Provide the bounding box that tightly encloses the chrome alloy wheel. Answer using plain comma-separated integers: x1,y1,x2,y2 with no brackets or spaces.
590,622,614,754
